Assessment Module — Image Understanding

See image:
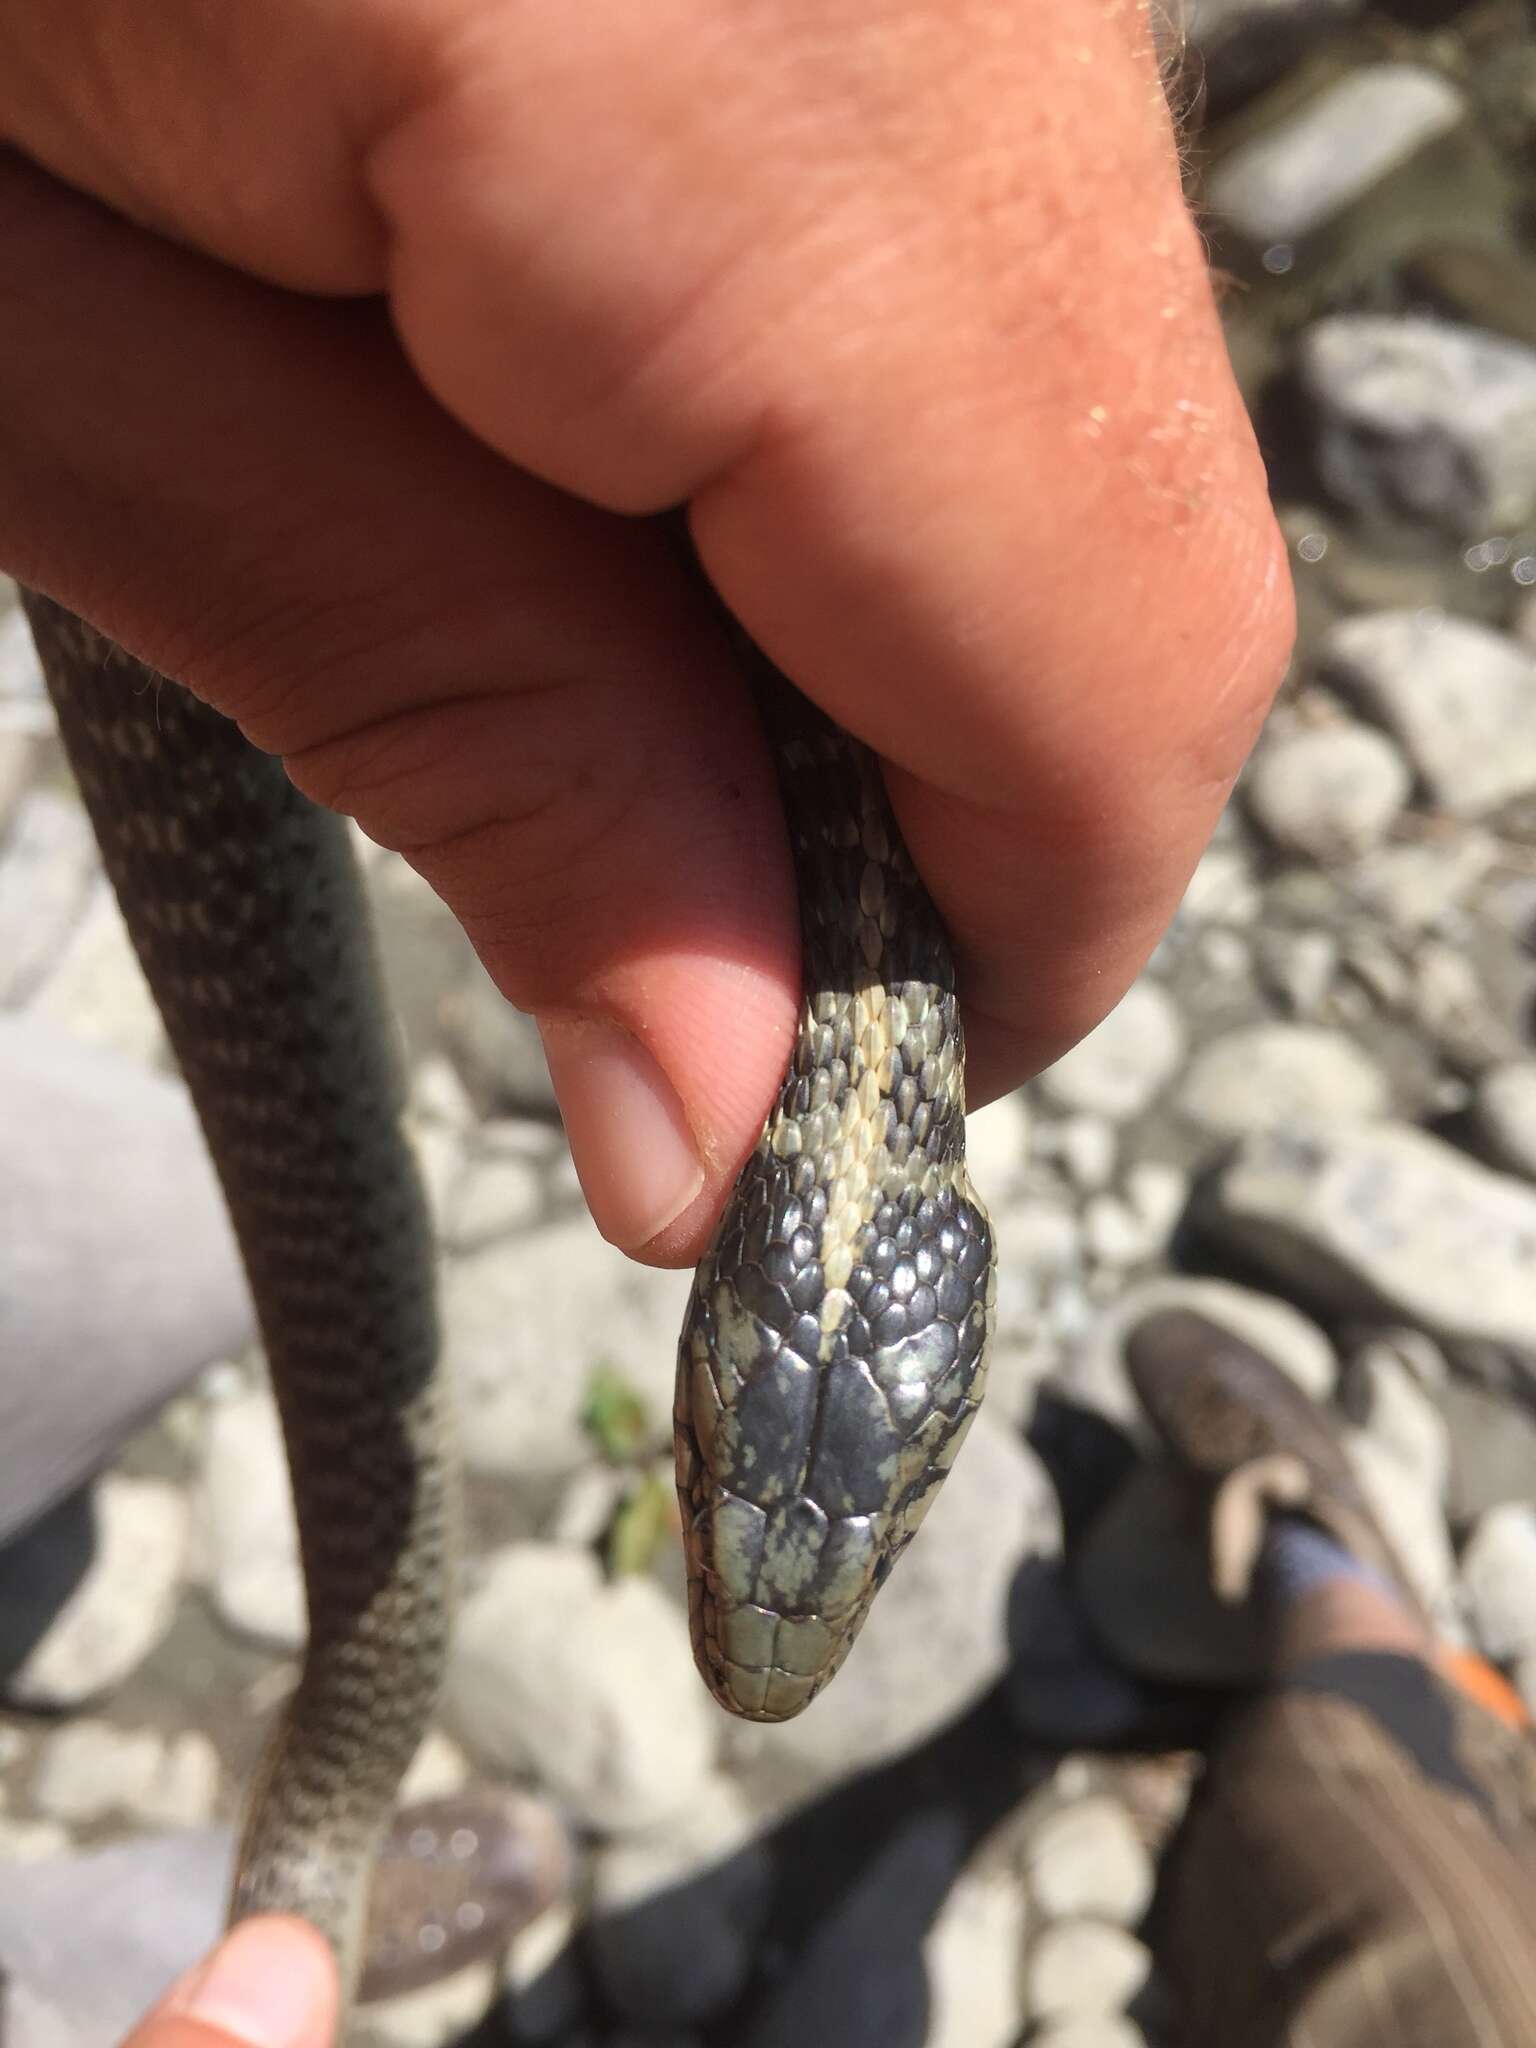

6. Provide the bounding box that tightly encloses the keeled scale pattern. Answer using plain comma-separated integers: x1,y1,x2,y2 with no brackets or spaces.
24,596,455,1994
676,684,996,1720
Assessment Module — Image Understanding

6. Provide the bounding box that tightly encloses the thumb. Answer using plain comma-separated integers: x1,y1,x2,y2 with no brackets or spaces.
125,1920,338,2048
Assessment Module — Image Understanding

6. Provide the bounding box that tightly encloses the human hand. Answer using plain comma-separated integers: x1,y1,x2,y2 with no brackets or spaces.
124,1921,336,2048
0,0,1292,1263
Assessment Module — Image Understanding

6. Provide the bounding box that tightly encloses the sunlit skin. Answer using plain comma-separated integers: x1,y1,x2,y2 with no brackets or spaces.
0,0,1291,1271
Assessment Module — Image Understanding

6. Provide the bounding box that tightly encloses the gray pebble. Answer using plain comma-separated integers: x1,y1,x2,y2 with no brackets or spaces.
1460,1503,1536,1663
444,1542,717,1834
0,792,98,1007
197,1381,306,1652
1474,1062,1536,1179
1037,1115,1118,1194
1025,1796,1154,1927
1301,318,1536,534
31,1723,220,1830
443,1148,546,1251
1038,982,1186,1122
1441,1376,1536,1527
26,884,166,1069
1029,2018,1149,2048
926,1870,1032,2048
963,1091,1032,1200
1177,1023,1388,1141
1246,720,1411,860
1346,1432,1461,1631
1341,1342,1449,1504
444,1216,688,1483
1344,832,1497,933
1207,64,1463,247
1177,843,1262,927
1203,1122,1536,1352
1025,1920,1153,2025
1322,610,1536,818
1255,927,1340,1018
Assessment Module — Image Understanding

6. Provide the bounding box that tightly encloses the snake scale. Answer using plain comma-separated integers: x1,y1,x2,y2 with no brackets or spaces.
21,586,995,2003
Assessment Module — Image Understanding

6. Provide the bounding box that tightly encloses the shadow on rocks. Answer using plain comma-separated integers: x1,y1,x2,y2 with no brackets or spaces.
458,1686,1049,2048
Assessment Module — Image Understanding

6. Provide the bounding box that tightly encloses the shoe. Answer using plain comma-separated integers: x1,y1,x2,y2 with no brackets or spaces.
1125,1307,1420,1612
358,1790,571,2005
1073,1308,1422,1687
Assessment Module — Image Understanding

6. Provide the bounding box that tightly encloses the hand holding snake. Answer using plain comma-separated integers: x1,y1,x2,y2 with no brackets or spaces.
0,0,1291,2025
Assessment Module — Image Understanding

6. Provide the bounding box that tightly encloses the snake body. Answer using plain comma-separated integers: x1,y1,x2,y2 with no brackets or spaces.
21,592,994,1994
676,666,995,1719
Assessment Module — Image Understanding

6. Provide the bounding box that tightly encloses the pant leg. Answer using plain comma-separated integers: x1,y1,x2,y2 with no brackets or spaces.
1157,1659,1536,2048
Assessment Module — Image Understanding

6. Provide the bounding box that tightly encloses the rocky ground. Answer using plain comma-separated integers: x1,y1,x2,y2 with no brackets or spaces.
3,2,1536,2045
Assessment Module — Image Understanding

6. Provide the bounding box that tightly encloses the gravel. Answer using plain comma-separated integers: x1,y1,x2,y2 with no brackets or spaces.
7,9,1536,2045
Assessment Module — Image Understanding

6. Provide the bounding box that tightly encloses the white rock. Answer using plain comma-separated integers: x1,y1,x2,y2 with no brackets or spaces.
1040,1115,1118,1194
444,1218,689,1482
1026,1920,1153,2024
1347,1432,1460,1632
444,1150,545,1250
409,1055,477,1134
1177,1024,1389,1142
1026,1797,1154,1927
1122,1162,1190,1248
0,595,44,699
5,1478,187,1709
1030,2018,1149,2048
398,1728,471,1804
0,729,35,835
1344,832,1496,932
1302,318,1536,534
365,1962,499,2048
988,1194,1083,1349
963,1091,1032,1199
1206,65,1463,245
0,792,97,1006
28,884,166,1069
1461,1504,1536,1663
31,1724,219,1828
1475,1062,1536,1180
925,1868,1031,2048
1257,927,1340,1017
198,1383,306,1652
1204,1123,1536,1352
444,1543,717,1834
1246,721,1411,860
1081,1195,1156,1270
1322,611,1536,818
1178,844,1262,926
1342,1342,1449,1503
1037,983,1186,1122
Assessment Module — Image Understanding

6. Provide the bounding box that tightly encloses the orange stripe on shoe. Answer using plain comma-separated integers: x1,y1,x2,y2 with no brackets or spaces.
1437,1647,1533,1733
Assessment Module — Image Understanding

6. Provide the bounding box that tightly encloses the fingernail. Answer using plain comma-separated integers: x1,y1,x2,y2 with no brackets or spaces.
173,1920,335,2048
540,1017,705,1250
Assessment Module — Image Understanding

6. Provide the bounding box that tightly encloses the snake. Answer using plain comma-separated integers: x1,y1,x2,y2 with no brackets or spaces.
20,586,995,2005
